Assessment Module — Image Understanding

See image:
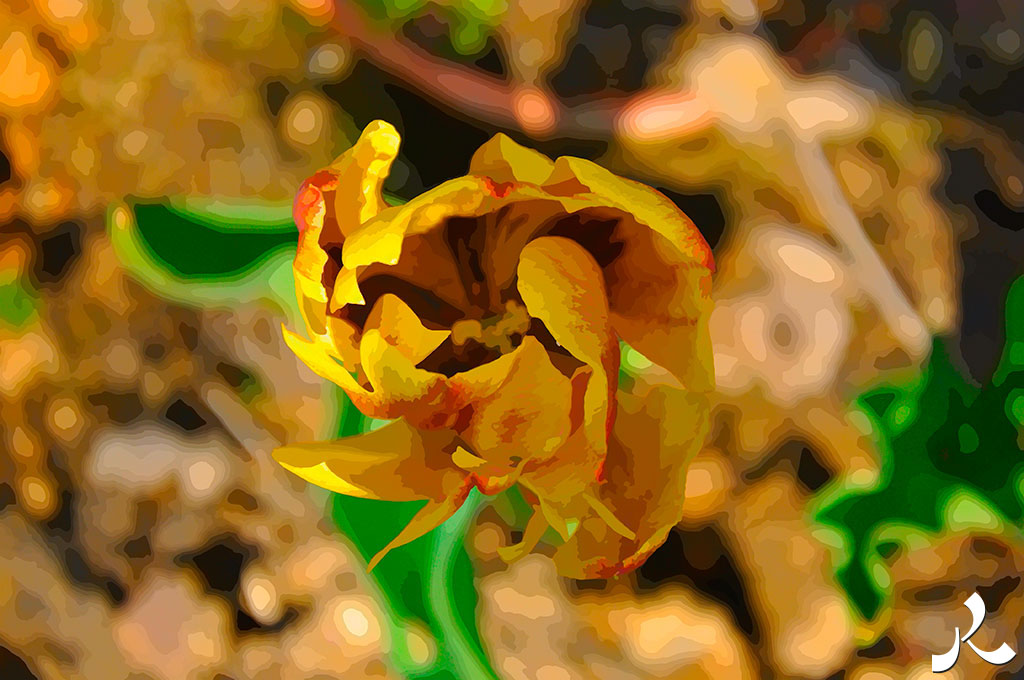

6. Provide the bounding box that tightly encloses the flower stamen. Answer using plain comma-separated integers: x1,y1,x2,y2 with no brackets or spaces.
451,300,530,354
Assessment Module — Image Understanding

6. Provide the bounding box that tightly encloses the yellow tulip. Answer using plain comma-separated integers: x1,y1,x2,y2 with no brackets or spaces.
277,120,714,577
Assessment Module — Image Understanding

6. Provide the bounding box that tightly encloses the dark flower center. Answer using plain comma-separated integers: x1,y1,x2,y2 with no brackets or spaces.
325,206,626,377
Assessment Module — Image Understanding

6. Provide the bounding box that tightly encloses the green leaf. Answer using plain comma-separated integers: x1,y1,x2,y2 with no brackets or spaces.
814,276,1024,621
107,200,299,319
329,396,498,679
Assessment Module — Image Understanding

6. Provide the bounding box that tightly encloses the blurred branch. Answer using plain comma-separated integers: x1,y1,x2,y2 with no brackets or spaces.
332,0,622,138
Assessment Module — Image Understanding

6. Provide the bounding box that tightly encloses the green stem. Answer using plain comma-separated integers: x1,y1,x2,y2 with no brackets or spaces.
427,489,500,679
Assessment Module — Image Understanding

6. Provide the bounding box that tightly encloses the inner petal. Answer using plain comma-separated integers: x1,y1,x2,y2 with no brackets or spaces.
324,200,637,380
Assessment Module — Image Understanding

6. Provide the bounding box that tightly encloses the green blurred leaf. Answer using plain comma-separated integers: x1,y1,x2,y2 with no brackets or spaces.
108,200,299,321
815,276,1024,621
329,400,499,679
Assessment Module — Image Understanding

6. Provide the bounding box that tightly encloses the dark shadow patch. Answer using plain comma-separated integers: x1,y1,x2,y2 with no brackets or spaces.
87,392,144,424
742,440,834,494
181,537,252,594
474,45,506,77
636,526,760,642
122,535,151,560
906,583,956,604
0,139,11,185
216,362,256,391
36,223,82,283
978,575,1021,614
264,80,289,117
178,321,199,351
382,83,490,190
0,645,37,680
857,635,896,659
975,190,1023,232
64,547,125,604
796,445,832,492
164,397,208,432
0,483,15,512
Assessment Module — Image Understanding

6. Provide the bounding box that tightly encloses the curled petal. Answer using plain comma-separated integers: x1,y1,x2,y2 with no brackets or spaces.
285,323,450,425
545,156,715,392
273,419,464,503
331,119,401,237
292,121,397,335
553,373,711,579
293,169,340,337
517,236,619,452
364,293,451,366
469,133,556,186
329,267,365,312
367,482,472,571
545,156,713,271
451,335,572,470
342,177,490,271
359,328,451,424
282,325,363,397
517,236,614,371
497,504,549,563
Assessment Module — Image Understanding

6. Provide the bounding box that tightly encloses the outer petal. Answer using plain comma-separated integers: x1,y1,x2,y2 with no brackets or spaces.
552,372,711,579
367,480,473,571
273,419,464,503
291,121,399,356
293,168,340,338
544,156,715,392
283,325,364,397
330,119,401,237
468,133,555,185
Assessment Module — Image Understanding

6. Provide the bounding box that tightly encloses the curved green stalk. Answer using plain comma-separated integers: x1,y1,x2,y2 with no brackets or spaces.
427,490,500,679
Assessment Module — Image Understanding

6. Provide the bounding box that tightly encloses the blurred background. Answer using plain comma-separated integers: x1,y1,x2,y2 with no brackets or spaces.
1,0,1023,678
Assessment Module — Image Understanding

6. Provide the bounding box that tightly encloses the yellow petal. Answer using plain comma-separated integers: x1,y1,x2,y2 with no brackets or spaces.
329,267,365,312
358,327,451,424
516,236,614,370
544,156,715,392
469,133,555,185
450,336,572,468
552,373,710,579
282,325,363,396
292,167,341,337
332,119,401,237
367,487,470,571
582,492,635,541
273,419,463,502
342,177,488,271
545,156,714,271
517,235,618,458
363,293,450,366
497,505,550,563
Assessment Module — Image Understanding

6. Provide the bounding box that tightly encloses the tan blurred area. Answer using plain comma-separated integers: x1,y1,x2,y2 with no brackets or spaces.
2,0,1023,678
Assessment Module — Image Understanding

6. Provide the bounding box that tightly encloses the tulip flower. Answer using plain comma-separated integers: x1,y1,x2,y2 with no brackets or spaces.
276,120,714,578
